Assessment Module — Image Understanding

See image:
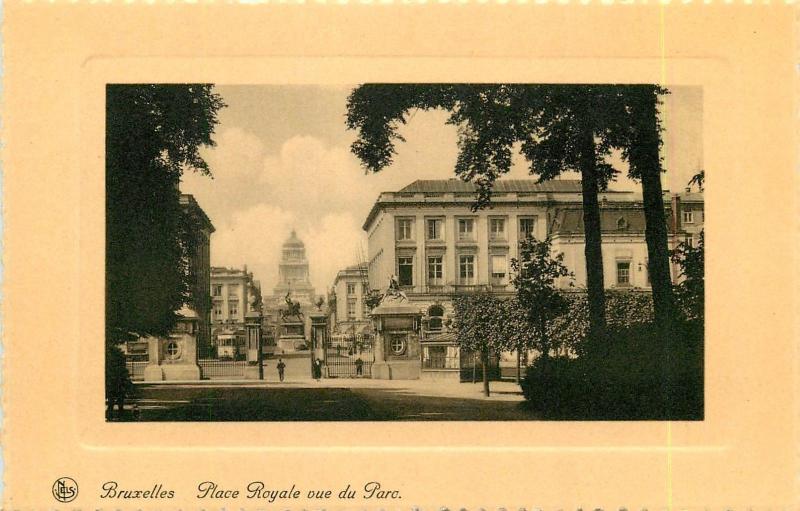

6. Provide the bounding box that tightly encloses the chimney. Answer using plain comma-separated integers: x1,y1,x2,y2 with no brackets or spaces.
685,186,691,193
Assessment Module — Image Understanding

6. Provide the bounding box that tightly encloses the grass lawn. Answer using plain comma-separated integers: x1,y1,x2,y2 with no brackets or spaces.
117,384,538,421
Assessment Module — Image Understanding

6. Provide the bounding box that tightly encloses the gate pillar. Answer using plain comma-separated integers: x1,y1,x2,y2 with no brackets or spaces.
144,306,202,381
309,311,328,375
245,310,264,380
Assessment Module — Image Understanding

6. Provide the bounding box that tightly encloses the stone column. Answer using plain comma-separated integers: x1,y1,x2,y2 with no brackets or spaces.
309,311,328,375
143,336,164,381
245,310,263,379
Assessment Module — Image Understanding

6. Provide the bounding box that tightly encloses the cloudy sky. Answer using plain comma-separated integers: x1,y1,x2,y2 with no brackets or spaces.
180,85,702,296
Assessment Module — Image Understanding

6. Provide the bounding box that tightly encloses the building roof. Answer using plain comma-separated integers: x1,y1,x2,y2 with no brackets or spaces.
551,207,677,236
677,191,704,203
399,179,587,194
362,178,636,231
333,262,368,286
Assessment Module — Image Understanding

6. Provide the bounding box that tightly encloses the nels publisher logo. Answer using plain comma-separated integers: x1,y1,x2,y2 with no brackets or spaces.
52,477,78,503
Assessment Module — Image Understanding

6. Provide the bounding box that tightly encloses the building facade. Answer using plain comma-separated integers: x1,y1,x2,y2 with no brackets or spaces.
210,265,262,359
673,187,705,248
180,194,215,358
272,229,317,305
329,263,372,335
363,178,701,379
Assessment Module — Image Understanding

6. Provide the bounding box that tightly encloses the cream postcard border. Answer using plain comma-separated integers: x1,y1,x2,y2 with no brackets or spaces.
3,5,797,509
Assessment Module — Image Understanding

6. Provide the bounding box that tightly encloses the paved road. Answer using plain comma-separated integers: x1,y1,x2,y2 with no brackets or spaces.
122,379,531,421
261,355,312,382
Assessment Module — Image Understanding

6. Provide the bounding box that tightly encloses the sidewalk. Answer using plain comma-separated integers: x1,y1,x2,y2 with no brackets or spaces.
136,377,525,402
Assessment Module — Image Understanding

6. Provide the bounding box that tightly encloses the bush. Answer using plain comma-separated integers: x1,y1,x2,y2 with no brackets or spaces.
105,343,136,418
521,320,703,420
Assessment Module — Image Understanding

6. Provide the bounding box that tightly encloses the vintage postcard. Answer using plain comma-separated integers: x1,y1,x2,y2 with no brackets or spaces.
2,3,797,510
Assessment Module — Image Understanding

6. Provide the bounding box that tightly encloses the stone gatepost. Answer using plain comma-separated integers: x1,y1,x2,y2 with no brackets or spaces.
309,311,328,372
371,301,422,380
245,310,263,379
144,306,202,381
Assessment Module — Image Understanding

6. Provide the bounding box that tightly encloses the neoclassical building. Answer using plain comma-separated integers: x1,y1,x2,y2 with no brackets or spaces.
362,178,701,379
209,265,262,359
329,262,372,335
272,229,317,305
180,194,215,358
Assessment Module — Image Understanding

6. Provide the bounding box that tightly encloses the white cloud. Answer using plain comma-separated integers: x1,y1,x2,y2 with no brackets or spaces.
209,204,297,293
303,212,367,295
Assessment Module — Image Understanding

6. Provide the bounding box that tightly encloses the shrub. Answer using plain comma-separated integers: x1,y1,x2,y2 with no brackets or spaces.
521,320,703,420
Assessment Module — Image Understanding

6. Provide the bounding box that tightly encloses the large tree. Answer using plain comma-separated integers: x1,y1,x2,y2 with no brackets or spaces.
345,84,621,344
620,85,676,337
515,85,629,345
106,84,225,343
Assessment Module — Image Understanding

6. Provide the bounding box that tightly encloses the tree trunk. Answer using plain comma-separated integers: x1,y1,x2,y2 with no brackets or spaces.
628,86,676,339
576,107,608,350
481,347,490,397
516,348,522,385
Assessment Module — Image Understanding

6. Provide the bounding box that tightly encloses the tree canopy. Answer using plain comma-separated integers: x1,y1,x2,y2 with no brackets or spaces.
346,83,677,345
106,84,225,342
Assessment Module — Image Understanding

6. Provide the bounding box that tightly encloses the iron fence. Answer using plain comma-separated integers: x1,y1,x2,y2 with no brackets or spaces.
198,359,249,379
326,333,374,378
126,360,147,381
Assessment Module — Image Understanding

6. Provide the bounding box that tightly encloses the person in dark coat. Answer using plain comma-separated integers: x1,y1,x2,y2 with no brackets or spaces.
277,358,286,382
313,358,322,380
355,357,363,377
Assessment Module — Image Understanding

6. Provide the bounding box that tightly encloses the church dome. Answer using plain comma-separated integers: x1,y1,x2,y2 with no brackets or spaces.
283,229,305,248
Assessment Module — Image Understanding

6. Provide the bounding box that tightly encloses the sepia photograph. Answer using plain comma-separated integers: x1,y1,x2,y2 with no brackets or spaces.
106,83,705,422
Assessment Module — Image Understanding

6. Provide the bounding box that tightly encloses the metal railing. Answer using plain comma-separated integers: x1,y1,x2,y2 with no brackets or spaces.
198,359,249,379
126,361,147,381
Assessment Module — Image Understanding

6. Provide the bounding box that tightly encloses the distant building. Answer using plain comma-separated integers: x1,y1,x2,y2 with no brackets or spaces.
272,229,316,305
263,230,322,352
673,186,705,248
180,194,215,358
329,263,372,335
210,265,262,359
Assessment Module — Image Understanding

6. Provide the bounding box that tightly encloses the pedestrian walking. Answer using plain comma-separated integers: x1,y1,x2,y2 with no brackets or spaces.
277,358,286,382
314,358,322,380
355,357,363,377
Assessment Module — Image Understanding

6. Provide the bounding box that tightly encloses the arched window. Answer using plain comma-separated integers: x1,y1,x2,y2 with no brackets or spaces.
428,304,444,331
617,216,627,230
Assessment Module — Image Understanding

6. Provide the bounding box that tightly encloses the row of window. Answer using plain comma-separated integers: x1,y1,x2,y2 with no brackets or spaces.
345,297,371,320
213,302,240,318
397,216,537,242
212,283,240,297
345,282,370,296
398,256,646,287
397,253,509,287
